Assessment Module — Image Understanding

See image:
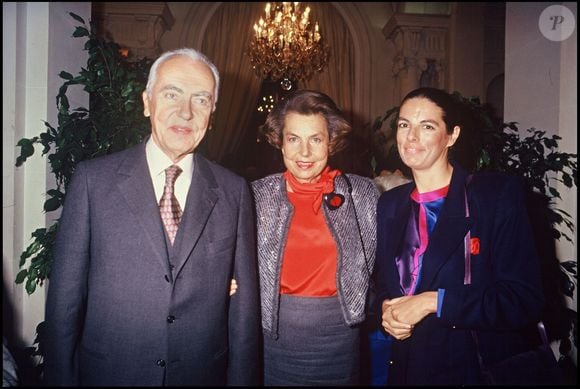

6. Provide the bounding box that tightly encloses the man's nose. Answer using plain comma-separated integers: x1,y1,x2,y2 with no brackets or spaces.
178,100,193,120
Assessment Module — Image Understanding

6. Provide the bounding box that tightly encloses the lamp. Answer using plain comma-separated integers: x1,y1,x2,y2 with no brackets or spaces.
247,2,330,90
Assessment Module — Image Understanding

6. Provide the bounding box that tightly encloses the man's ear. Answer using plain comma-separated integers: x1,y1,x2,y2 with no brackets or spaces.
208,113,214,130
142,91,150,117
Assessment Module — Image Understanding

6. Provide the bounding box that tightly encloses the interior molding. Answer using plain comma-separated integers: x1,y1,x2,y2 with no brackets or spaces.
93,2,175,59
383,12,450,99
179,2,373,126
180,2,223,50
330,2,373,127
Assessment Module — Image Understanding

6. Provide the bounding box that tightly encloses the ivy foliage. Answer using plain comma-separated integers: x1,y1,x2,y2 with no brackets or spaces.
15,13,152,294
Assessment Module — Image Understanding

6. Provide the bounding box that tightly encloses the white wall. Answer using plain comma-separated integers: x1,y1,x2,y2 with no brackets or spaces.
505,2,577,262
505,1,577,364
557,2,578,264
2,2,91,348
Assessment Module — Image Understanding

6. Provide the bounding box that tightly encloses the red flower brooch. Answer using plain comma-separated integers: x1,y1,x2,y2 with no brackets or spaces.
323,193,345,210
470,237,480,255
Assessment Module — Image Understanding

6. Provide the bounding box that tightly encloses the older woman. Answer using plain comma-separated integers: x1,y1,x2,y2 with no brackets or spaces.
374,87,544,385
252,90,380,385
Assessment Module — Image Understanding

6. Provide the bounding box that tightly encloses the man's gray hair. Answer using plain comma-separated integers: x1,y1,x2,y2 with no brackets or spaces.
145,48,220,110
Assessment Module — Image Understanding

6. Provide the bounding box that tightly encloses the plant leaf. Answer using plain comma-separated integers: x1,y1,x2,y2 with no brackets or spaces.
72,26,89,38
25,277,37,295
69,12,85,25
15,269,28,284
59,71,74,80
43,197,62,213
15,138,36,166
560,261,577,276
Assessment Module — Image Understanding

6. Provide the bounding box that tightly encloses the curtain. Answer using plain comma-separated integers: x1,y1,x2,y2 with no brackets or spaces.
201,3,264,164
303,3,356,127
303,3,363,174
200,2,359,173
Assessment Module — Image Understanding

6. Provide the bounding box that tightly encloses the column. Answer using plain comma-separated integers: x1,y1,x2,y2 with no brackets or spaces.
92,2,175,60
383,13,450,102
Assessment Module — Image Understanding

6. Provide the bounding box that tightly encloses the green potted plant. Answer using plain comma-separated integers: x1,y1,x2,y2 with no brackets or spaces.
13,13,152,382
15,13,152,294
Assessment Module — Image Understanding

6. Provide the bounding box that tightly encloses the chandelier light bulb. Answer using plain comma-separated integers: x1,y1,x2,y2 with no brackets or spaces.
247,1,330,83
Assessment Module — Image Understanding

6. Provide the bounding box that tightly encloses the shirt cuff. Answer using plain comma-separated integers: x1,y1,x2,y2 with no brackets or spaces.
437,288,445,317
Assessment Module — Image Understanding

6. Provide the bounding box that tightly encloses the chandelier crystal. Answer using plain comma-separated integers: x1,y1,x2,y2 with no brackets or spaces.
247,2,330,85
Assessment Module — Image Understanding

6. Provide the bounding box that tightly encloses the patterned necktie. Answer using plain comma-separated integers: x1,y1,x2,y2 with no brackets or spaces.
159,165,183,245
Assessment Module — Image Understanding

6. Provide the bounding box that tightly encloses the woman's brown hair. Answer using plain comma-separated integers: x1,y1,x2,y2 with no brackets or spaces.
261,90,351,156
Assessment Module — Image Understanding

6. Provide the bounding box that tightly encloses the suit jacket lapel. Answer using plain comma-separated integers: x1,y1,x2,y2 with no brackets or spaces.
116,143,171,273
416,165,473,292
386,185,415,298
172,153,218,275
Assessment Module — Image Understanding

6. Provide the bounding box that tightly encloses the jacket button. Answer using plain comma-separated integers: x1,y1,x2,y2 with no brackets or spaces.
388,360,394,365
167,315,175,323
156,359,166,367
169,264,175,271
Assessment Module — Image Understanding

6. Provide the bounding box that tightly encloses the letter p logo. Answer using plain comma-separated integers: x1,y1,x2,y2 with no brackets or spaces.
539,5,576,42
550,15,565,31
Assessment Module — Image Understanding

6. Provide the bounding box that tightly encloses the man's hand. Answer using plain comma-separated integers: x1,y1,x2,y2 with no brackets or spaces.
229,279,238,296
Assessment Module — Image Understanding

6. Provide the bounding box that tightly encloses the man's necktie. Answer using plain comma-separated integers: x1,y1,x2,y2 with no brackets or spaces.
159,165,183,245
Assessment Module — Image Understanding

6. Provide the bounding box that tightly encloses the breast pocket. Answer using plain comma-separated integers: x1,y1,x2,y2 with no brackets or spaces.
206,234,236,256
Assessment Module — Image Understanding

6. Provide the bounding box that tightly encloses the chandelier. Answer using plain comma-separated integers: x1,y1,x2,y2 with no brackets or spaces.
247,2,330,89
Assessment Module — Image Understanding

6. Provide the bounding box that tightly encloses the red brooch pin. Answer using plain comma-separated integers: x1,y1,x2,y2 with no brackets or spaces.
323,193,345,210
470,237,480,255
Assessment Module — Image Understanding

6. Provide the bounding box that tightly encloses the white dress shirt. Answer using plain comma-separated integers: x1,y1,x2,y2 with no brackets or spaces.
146,137,193,210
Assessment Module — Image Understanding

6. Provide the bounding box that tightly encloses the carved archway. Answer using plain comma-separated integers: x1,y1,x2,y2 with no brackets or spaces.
179,2,373,126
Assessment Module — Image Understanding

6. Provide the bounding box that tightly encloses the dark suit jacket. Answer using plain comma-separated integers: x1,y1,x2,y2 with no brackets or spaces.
374,163,544,385
43,141,261,386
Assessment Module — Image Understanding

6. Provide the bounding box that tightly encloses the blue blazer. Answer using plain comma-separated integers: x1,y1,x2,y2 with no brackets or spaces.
43,141,261,386
374,163,544,385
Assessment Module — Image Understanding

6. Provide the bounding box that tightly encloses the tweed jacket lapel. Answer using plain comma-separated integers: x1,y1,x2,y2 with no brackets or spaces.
116,142,170,273
415,165,473,292
171,153,218,276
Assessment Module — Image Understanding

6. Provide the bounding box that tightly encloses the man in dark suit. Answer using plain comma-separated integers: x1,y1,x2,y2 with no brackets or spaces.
43,48,261,386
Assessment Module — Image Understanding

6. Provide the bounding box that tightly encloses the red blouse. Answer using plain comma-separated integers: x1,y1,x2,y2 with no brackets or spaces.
280,168,340,296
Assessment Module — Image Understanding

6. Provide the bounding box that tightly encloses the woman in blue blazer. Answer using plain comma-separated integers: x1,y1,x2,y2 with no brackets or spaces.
374,87,544,385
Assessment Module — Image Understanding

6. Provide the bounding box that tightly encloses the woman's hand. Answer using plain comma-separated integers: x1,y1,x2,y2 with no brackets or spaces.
381,291,438,340
381,299,414,340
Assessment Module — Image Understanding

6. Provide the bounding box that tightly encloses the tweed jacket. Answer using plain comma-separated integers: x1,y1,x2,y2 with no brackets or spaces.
252,172,380,338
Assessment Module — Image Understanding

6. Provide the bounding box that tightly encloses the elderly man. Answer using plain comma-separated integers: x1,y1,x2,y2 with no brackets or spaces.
43,48,260,386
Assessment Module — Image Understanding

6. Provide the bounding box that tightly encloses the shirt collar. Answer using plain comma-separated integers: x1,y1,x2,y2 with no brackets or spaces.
146,137,194,178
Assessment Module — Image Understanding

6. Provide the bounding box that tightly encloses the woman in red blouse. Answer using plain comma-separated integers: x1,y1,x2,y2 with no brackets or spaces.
252,90,380,385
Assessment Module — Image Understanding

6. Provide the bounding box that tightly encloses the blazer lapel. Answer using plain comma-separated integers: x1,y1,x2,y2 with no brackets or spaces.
171,153,218,275
416,166,473,292
386,185,415,297
116,143,170,272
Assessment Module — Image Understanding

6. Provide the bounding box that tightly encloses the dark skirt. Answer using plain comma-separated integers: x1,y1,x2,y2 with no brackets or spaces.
264,294,360,386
